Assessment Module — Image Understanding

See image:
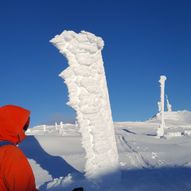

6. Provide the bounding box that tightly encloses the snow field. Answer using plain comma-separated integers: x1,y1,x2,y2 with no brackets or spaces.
22,111,191,191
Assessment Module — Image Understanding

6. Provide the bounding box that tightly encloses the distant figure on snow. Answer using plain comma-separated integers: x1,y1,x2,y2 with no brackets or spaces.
0,105,38,191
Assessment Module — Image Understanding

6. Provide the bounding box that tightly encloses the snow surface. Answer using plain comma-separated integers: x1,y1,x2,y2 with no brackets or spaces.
50,30,120,182
19,111,191,191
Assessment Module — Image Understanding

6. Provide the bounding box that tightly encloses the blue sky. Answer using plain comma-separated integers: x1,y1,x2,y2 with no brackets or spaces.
0,0,191,126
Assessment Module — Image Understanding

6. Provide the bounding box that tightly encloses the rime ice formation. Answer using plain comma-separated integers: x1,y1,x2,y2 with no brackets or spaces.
50,30,120,182
157,75,167,137
166,95,172,112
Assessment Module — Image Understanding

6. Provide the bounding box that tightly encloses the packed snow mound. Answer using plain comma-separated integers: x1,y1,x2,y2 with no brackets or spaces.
150,110,191,124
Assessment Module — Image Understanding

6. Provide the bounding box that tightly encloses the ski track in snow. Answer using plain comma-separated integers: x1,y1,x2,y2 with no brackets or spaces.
117,132,166,169
117,134,150,168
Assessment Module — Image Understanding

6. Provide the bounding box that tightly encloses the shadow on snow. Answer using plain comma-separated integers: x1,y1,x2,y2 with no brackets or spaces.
120,166,191,191
19,135,82,177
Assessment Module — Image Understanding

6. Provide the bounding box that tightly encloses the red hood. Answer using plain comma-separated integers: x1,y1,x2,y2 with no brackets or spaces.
0,105,30,144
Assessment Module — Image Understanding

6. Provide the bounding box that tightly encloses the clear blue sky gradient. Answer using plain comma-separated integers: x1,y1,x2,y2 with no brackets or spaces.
1,0,191,126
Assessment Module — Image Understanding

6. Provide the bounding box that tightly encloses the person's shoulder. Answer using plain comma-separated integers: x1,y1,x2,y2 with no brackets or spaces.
3,145,26,159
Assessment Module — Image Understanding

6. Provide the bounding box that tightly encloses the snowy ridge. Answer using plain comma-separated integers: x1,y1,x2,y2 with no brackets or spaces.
50,31,120,181
150,110,191,124
27,123,80,136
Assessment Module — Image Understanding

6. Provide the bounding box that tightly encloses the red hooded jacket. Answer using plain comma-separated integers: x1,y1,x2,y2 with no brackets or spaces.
0,105,38,191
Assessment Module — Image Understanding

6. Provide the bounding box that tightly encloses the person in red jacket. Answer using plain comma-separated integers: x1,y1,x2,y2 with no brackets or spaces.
0,105,38,191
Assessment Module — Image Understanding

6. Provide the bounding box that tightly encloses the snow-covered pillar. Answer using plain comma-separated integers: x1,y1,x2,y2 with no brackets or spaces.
50,31,120,183
157,101,161,113
43,125,46,132
55,122,58,130
59,121,64,135
166,95,172,112
60,121,64,128
157,75,167,137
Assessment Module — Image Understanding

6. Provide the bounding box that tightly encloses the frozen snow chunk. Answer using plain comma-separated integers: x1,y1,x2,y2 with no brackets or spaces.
72,65,91,76
96,37,104,49
76,33,89,43
75,53,97,66
67,82,78,92
81,30,104,50
46,174,73,190
78,43,97,54
50,31,75,51
67,99,79,108
59,67,75,79
80,105,99,114
79,78,100,94
79,95,101,109
62,173,73,185
60,30,76,42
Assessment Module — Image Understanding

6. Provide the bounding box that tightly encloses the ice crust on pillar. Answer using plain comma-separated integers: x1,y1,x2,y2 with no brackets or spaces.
50,30,120,181
157,75,167,137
